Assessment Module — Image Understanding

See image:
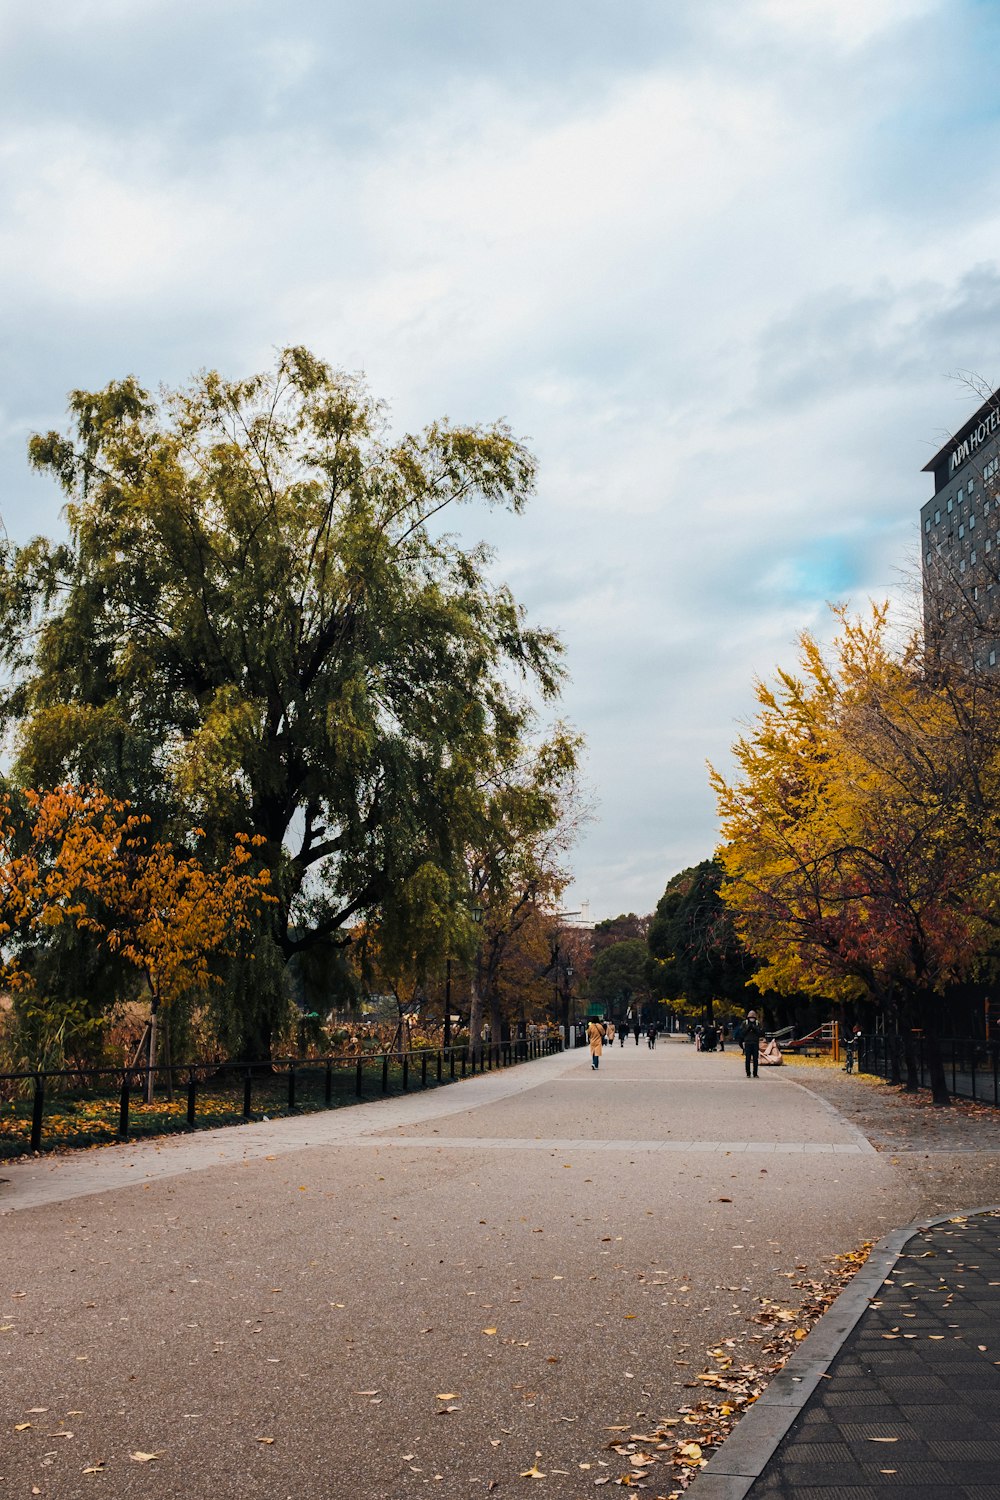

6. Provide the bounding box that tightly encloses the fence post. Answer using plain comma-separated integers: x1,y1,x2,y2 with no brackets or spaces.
450,1048,456,1079
356,1058,363,1098
29,1075,44,1152
288,1064,297,1113
325,1061,333,1108
969,1040,976,1102
118,1072,131,1142
186,1071,197,1130
421,1054,428,1089
436,1050,442,1084
243,1071,252,1120
382,1054,389,1094
402,1054,409,1091
461,1051,467,1078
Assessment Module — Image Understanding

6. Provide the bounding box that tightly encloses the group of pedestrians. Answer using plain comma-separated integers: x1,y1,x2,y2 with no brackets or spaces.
585,1011,771,1075
586,1017,659,1069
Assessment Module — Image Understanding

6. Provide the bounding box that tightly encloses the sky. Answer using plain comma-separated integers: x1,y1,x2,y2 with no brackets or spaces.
2,0,1000,921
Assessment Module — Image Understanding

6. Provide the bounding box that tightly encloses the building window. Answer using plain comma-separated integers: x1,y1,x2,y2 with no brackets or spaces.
969,478,976,494
924,518,931,532
992,651,998,667
960,559,967,573
970,514,976,529
959,524,965,538
935,509,941,523
958,488,965,505
972,550,978,564
948,497,954,513
988,539,993,553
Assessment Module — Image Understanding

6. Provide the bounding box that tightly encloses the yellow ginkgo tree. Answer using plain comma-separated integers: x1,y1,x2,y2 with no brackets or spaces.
712,605,1000,1102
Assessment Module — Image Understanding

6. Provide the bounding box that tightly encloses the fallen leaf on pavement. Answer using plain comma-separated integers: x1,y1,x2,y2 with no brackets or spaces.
129,1451,165,1462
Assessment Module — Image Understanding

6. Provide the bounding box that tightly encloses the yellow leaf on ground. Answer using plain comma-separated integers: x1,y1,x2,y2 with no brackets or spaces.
256,1437,275,1445
436,1393,460,1401
129,1451,165,1462
482,1328,497,1335
520,1465,546,1478
793,1328,807,1340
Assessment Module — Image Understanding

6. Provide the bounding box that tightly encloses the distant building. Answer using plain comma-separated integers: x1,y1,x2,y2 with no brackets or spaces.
921,386,1000,669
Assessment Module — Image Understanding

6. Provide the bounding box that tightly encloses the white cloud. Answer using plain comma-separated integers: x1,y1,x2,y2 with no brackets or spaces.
0,0,998,918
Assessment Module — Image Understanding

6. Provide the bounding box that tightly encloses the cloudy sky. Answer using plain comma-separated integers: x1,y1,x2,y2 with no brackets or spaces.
2,0,999,920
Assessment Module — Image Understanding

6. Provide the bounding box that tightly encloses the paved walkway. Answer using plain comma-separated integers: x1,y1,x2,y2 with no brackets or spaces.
695,1207,1000,1499
3,1040,1000,1499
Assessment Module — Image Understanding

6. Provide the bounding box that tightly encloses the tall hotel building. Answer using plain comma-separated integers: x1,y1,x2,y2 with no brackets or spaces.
921,386,1000,668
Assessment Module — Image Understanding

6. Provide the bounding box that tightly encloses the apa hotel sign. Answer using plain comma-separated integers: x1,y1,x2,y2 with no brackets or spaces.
923,386,1000,493
950,404,1000,474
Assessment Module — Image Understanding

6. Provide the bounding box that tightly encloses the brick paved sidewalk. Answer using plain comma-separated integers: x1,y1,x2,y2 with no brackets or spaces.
695,1207,1000,1499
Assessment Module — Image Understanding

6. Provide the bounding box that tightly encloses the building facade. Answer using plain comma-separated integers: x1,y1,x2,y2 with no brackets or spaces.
921,387,1000,668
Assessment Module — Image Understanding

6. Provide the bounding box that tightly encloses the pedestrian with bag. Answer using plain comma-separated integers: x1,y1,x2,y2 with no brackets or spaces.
742,1010,762,1079
587,1018,604,1071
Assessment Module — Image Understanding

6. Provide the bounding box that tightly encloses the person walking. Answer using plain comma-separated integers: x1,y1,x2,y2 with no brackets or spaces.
742,1010,762,1079
634,1021,642,1045
618,1024,626,1047
646,1020,658,1049
605,1019,616,1046
587,1018,604,1071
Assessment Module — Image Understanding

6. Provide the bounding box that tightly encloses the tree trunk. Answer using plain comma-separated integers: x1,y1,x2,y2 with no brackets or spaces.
145,997,159,1105
910,987,949,1106
489,981,503,1060
163,1013,174,1101
925,1032,951,1106
467,954,484,1063
902,1029,920,1093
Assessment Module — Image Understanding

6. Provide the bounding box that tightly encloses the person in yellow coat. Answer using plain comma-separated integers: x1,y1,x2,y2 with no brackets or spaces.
587,1018,605,1071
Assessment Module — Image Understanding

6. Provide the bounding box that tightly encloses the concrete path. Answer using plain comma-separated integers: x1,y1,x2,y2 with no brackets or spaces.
1,1039,995,1499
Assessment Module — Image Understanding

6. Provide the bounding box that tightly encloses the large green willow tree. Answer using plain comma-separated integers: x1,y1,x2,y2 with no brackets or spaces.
1,347,569,1054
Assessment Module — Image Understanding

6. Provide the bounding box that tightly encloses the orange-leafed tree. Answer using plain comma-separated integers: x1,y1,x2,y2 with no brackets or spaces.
0,785,273,1091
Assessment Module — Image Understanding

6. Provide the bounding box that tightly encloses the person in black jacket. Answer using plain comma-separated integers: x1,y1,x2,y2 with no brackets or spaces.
742,1010,762,1078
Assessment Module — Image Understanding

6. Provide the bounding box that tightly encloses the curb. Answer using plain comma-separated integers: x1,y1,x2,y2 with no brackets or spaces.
689,1203,1000,1499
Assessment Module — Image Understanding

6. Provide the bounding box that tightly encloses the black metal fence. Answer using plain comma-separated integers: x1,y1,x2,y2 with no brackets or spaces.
858,1034,1000,1105
0,1036,562,1158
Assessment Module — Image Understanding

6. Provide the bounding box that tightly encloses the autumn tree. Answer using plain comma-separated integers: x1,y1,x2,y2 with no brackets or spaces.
1,349,567,1056
455,725,583,1057
712,606,1000,1102
0,785,272,1090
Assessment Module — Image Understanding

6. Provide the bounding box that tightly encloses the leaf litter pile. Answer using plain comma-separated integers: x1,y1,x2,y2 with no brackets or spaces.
590,1242,872,1495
